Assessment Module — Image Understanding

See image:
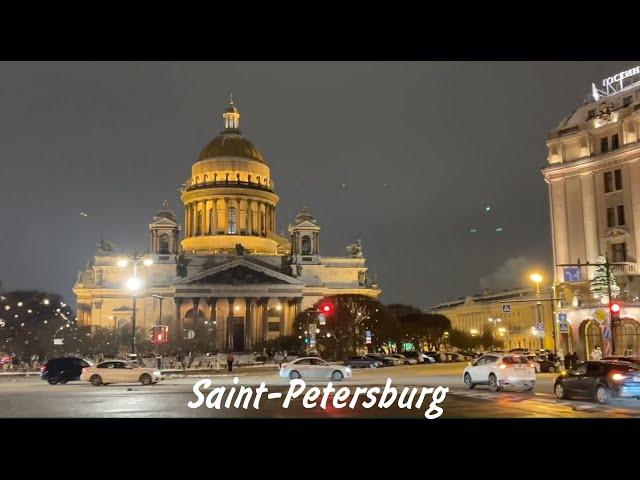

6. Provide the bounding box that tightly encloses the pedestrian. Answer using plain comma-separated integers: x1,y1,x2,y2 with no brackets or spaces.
283,350,288,363
226,352,235,372
624,344,634,356
571,352,579,370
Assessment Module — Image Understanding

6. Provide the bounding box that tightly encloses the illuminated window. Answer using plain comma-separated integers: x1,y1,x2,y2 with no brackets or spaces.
605,169,623,193
228,206,237,234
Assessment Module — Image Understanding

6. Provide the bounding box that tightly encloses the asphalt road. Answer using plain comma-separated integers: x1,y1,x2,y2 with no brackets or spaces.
2,363,640,418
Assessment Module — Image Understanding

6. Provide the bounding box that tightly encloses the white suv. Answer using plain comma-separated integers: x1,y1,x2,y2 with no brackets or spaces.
463,353,536,392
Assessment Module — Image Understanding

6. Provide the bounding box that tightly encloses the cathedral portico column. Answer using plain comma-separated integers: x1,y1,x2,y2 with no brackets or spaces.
278,297,287,337
257,297,269,343
207,298,218,351
244,297,255,351
226,297,236,351
291,298,302,336
191,297,201,326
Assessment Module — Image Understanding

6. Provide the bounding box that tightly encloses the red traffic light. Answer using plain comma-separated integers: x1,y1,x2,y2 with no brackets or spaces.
319,302,334,315
610,302,621,313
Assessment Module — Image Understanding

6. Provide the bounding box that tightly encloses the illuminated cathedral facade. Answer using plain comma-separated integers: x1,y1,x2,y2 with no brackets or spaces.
73,101,381,352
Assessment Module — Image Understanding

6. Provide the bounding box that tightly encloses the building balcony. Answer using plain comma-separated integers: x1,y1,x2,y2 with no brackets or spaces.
185,179,274,193
610,262,637,275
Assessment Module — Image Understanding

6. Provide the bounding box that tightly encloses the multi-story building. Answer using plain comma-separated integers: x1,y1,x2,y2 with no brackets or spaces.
73,101,381,352
543,66,640,359
429,288,555,351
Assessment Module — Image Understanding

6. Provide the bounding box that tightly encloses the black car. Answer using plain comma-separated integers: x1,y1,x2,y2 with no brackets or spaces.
41,357,93,385
345,355,382,368
553,360,640,404
525,354,560,373
423,351,445,363
365,353,395,367
603,356,640,366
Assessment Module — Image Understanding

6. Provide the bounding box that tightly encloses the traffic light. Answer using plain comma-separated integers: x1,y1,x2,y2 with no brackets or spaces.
319,301,334,315
610,302,622,324
152,325,168,344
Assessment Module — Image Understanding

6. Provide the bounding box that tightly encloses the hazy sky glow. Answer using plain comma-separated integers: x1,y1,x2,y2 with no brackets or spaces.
0,61,635,308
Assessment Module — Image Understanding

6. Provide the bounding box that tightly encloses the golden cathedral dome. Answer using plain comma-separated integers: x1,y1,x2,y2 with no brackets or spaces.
197,98,264,163
198,133,264,163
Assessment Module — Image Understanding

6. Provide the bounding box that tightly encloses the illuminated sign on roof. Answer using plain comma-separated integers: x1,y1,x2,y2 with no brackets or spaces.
591,66,640,101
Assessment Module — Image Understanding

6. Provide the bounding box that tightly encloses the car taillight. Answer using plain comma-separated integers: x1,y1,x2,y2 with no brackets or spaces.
611,372,626,381
282,364,287,369
528,363,535,369
499,363,507,369
82,367,88,374
41,364,48,372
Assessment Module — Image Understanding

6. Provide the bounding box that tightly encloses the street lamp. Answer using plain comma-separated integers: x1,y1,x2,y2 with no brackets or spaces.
530,272,553,352
118,253,153,356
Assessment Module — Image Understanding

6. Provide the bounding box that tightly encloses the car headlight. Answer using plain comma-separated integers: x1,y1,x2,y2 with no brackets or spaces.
153,370,161,376
345,367,351,372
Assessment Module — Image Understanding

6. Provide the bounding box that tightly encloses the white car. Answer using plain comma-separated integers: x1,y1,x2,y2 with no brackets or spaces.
81,360,163,386
279,357,352,381
463,353,536,392
390,354,418,365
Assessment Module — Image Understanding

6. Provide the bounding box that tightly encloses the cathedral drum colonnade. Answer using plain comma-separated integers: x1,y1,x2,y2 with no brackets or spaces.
73,100,381,352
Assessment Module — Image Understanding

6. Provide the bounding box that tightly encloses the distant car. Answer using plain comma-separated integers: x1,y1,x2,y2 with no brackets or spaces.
423,351,445,363
279,357,351,381
554,360,640,404
448,353,467,362
524,355,559,373
365,352,404,367
401,351,427,364
41,357,93,385
365,353,397,366
81,360,163,386
346,355,382,368
463,353,536,392
389,353,417,365
603,356,640,366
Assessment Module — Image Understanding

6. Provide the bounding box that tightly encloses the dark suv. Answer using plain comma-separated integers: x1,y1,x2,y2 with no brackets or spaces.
41,357,93,385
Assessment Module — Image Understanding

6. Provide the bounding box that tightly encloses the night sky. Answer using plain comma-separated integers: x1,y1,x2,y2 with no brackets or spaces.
0,62,635,309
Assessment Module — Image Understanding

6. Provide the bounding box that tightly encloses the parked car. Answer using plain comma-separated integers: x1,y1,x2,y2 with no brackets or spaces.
389,353,417,365
365,353,398,366
423,351,445,363
524,354,559,373
41,357,93,385
603,356,640,366
463,353,536,392
553,360,640,404
401,351,427,364
279,357,351,381
346,355,382,368
448,353,467,362
80,360,163,386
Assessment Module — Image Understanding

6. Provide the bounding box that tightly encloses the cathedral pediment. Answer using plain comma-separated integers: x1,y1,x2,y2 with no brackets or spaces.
176,258,302,286
150,217,179,227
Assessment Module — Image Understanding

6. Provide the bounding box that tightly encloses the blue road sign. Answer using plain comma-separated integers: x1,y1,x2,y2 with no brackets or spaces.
563,267,580,282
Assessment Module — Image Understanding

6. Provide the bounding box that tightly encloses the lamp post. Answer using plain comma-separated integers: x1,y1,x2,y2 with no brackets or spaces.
530,273,553,352
151,294,164,369
118,253,153,356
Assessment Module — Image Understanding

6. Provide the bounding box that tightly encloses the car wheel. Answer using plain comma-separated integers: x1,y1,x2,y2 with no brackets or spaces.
464,373,475,389
331,370,344,381
58,379,68,384
140,374,152,386
488,374,501,392
289,370,301,380
47,377,58,385
548,365,555,373
90,375,102,386
595,384,611,404
369,363,376,369
554,382,568,399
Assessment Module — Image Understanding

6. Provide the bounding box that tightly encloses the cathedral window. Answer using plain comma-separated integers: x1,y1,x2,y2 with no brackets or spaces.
228,206,237,234
196,211,203,235
301,235,312,255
